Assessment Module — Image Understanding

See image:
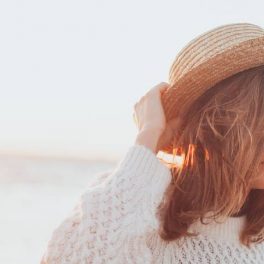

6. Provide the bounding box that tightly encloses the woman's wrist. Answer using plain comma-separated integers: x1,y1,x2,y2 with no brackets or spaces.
134,128,163,154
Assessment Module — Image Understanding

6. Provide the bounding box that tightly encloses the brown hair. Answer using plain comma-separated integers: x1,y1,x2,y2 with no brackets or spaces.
157,64,264,247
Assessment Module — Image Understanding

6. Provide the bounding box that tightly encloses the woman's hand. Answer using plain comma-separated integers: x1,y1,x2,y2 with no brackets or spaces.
133,82,169,154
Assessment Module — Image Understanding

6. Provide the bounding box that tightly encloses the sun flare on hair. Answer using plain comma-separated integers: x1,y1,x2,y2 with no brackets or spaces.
158,144,209,169
158,149,185,169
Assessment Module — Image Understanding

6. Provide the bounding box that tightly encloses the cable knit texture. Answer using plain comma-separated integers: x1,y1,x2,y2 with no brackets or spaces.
41,144,264,264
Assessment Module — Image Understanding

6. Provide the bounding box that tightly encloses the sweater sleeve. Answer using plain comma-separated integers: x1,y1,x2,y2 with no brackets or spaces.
41,144,172,264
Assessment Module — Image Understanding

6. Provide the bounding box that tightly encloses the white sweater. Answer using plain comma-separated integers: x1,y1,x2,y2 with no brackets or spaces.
41,144,264,264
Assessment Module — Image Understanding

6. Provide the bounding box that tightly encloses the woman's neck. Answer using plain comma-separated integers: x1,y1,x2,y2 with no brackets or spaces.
230,195,250,217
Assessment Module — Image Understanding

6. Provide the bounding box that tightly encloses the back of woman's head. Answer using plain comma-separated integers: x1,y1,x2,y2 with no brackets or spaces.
157,64,264,247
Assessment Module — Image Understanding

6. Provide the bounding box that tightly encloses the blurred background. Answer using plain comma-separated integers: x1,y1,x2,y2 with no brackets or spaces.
0,0,263,263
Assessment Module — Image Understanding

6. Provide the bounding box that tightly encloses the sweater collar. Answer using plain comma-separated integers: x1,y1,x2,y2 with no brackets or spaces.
189,212,247,243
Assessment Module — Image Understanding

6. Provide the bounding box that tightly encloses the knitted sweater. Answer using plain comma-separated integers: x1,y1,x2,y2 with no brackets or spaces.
41,144,264,264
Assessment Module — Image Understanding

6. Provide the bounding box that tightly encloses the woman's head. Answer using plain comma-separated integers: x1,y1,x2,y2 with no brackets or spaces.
157,64,264,247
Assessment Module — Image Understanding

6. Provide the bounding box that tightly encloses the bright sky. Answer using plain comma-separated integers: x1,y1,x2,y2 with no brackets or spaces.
0,0,263,161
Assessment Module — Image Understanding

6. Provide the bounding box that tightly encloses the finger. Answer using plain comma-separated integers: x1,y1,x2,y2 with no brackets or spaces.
133,111,138,126
155,82,170,94
160,85,169,95
159,82,169,88
146,83,168,96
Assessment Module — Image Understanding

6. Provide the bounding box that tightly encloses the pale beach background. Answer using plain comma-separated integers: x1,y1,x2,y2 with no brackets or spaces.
0,0,263,263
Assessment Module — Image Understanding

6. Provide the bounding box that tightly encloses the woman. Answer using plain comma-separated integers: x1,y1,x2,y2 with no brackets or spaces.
41,23,264,263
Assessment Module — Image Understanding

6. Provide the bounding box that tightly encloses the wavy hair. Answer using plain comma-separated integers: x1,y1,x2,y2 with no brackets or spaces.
157,64,264,247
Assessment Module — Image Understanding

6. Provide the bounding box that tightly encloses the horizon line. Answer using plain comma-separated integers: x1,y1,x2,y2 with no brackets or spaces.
0,149,118,164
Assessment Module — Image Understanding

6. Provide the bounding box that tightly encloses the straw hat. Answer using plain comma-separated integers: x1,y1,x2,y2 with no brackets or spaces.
161,22,264,154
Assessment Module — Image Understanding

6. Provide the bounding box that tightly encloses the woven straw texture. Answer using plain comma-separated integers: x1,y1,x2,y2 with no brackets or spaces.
161,22,264,154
